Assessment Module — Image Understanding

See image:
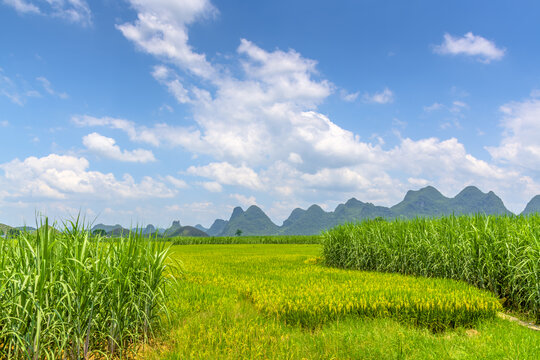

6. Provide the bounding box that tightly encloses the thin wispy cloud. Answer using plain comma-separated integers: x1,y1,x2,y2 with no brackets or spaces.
363,88,394,104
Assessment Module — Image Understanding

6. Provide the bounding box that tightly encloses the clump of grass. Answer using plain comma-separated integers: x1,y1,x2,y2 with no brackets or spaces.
0,217,176,359
322,214,540,322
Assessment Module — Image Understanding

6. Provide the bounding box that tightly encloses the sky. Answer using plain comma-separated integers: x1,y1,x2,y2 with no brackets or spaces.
1,0,539,228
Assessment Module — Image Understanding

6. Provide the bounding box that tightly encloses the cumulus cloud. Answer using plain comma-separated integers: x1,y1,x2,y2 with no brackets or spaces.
0,154,175,200
486,97,540,171
2,0,92,26
434,32,505,63
230,193,257,207
108,0,538,216
82,132,156,163
201,181,222,192
117,0,216,79
363,88,394,104
188,162,263,190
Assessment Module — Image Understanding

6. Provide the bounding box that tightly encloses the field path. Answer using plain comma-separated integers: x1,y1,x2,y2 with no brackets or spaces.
497,313,540,331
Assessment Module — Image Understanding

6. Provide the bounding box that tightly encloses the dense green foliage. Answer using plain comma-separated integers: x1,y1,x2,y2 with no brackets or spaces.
146,245,540,359
0,218,175,359
170,234,321,245
322,214,540,322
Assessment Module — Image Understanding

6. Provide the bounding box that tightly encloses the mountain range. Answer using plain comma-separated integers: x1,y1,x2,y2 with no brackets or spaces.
1,186,539,237
203,186,535,236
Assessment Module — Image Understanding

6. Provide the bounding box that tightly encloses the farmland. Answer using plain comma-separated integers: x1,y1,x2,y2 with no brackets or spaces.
146,244,539,359
1,215,539,359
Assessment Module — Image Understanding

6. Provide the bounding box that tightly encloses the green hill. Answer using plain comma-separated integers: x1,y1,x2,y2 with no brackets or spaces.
92,223,124,233
333,198,393,222
220,206,280,236
0,223,20,237
391,186,450,218
206,219,228,236
522,195,540,215
280,205,334,235
391,186,512,218
451,186,512,215
167,225,208,237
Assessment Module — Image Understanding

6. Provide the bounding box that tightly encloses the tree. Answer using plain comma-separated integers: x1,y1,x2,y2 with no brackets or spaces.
235,229,243,236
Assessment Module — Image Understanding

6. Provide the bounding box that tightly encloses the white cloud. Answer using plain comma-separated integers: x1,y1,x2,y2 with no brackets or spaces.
0,154,175,200
363,88,394,104
152,65,191,103
424,102,443,112
111,0,538,216
2,0,40,14
2,0,92,26
230,193,257,207
117,0,217,79
188,162,263,190
486,97,540,171
0,120,8,127
36,76,68,99
434,32,505,63
165,175,188,189
340,90,359,102
201,181,222,192
0,69,37,106
72,115,205,150
82,132,156,163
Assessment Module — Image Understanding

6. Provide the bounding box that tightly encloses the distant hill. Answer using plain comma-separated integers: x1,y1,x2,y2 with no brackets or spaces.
206,219,228,236
522,195,540,215
164,220,182,237
207,185,519,236
220,206,280,236
108,227,131,237
0,223,19,237
280,205,335,235
450,186,511,215
167,225,208,237
391,186,450,217
391,186,511,218
92,223,124,233
194,224,208,233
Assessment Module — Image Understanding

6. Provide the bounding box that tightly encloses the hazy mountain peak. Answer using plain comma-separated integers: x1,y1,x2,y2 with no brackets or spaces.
230,206,245,220
522,195,540,215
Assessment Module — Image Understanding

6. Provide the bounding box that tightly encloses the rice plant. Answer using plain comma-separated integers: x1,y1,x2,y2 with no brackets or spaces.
322,214,540,322
0,217,176,359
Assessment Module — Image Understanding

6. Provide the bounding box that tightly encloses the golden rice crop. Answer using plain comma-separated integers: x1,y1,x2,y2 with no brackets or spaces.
179,247,501,331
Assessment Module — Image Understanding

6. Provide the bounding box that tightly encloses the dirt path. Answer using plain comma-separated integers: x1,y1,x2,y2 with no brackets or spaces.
497,312,540,331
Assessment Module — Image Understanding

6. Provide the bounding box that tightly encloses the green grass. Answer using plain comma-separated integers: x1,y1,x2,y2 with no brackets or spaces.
0,218,176,359
145,244,540,359
170,234,321,245
322,215,540,322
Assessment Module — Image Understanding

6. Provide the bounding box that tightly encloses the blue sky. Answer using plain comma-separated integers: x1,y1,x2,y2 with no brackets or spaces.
1,0,539,228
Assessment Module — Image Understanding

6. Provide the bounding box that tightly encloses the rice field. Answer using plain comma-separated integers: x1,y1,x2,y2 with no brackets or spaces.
152,244,540,359
170,234,321,245
177,245,501,331
0,218,176,359
322,214,540,323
